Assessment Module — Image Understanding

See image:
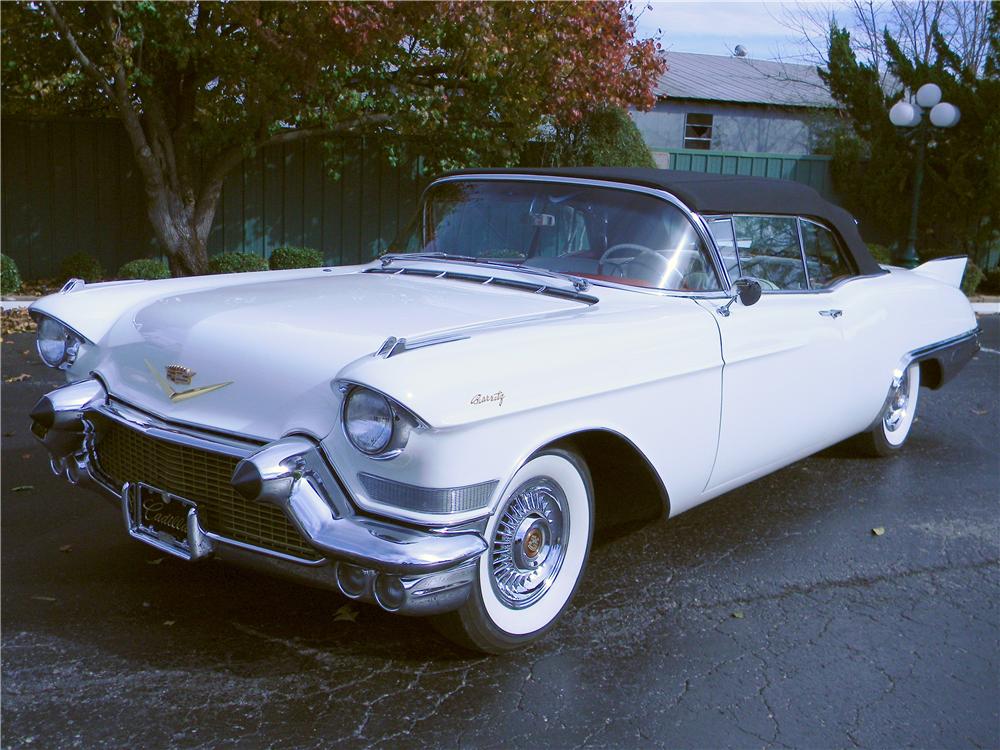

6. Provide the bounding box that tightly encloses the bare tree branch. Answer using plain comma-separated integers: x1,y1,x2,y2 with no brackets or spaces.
41,1,113,100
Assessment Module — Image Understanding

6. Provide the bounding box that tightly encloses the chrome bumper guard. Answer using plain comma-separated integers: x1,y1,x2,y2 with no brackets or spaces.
30,379,486,616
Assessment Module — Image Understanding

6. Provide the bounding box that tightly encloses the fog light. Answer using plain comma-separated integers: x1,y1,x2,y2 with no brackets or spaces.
373,574,406,612
335,563,369,599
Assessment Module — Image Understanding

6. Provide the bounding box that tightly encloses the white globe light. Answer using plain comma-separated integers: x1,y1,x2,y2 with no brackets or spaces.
916,83,942,108
929,102,960,128
889,100,920,127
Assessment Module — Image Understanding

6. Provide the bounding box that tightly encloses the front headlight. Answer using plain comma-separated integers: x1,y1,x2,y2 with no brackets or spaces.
340,384,425,459
344,388,395,455
35,316,83,369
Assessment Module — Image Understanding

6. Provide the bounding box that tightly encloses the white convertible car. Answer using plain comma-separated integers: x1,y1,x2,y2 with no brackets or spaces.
29,168,978,652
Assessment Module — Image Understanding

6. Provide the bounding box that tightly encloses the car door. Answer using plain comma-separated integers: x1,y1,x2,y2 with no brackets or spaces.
702,215,856,493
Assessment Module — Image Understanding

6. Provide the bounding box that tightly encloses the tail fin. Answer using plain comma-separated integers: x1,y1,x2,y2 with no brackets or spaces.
911,256,968,288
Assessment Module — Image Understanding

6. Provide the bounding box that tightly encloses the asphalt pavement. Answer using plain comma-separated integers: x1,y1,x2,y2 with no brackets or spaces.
2,317,998,749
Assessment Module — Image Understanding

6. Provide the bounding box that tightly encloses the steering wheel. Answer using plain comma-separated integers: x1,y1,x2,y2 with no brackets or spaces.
599,244,681,288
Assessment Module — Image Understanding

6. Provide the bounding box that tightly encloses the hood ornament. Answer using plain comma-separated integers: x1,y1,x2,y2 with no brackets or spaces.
166,364,196,385
145,360,233,403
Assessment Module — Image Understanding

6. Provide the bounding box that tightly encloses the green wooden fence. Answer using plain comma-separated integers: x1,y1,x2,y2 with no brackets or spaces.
1,118,427,279
2,118,837,280
655,148,834,198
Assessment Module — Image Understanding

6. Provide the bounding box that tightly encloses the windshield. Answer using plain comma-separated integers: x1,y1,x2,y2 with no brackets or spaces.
396,180,722,292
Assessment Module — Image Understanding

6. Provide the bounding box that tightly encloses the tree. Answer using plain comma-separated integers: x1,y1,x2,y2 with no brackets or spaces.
816,2,1000,264
2,2,664,275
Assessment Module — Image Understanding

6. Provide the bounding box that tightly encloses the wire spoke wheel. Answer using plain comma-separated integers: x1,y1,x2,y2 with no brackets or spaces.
489,479,567,609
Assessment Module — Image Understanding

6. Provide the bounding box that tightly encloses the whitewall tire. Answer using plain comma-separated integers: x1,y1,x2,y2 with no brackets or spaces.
854,362,921,457
434,447,594,653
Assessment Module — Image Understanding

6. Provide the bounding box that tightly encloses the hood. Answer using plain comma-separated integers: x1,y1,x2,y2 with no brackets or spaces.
95,270,585,439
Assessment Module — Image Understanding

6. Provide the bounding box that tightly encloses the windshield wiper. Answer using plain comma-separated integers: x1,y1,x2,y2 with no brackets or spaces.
378,253,590,292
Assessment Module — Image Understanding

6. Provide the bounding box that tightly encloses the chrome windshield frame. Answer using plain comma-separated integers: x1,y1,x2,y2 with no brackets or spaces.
422,173,733,299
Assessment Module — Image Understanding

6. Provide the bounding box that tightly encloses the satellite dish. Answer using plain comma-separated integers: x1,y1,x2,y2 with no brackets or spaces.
734,45,748,57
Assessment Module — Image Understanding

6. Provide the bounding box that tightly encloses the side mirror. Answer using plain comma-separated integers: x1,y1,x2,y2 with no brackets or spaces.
735,277,762,306
717,277,762,317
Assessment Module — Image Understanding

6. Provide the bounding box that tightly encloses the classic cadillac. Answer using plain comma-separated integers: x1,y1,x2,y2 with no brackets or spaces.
29,168,979,652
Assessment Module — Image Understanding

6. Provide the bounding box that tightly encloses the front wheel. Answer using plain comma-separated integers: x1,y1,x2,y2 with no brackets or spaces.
434,447,593,653
853,362,921,457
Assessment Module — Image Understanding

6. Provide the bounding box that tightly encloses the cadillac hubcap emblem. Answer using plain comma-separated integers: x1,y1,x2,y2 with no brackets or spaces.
166,364,196,385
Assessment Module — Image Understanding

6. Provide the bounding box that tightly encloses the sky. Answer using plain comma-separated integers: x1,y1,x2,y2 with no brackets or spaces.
635,1,851,63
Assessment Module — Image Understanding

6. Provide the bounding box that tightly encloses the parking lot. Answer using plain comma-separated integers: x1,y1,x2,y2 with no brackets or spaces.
2,317,998,749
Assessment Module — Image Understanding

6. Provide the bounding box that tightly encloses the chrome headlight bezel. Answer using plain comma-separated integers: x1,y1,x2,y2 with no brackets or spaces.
339,383,425,460
32,313,86,370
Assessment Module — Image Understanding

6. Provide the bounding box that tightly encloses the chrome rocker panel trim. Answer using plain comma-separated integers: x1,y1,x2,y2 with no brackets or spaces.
31,379,487,616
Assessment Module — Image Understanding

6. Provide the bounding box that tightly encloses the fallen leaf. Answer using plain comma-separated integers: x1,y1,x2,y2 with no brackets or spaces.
971,408,989,416
31,595,57,602
334,604,359,623
4,373,31,383
142,601,151,608
163,620,176,626
59,544,72,553
21,453,32,460
2,432,13,437
21,349,30,356
11,485,34,492
146,558,164,565
731,610,745,619
872,526,886,536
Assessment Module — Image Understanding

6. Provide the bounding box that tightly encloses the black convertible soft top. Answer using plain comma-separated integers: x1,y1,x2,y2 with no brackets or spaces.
444,167,884,277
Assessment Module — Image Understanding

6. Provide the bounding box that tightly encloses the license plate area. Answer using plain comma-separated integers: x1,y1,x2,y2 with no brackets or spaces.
124,482,214,560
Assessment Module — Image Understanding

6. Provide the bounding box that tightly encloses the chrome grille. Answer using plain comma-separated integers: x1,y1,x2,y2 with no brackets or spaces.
94,421,321,561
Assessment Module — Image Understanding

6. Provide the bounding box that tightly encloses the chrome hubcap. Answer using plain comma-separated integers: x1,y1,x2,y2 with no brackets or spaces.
884,369,910,432
490,479,566,608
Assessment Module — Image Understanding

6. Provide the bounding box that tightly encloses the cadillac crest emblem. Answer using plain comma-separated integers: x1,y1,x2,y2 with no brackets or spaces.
166,364,196,385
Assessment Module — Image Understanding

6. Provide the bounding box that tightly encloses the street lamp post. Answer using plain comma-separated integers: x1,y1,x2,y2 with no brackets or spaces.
888,83,960,268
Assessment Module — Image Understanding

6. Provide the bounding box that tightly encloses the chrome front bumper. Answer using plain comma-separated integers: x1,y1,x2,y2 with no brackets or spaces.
31,379,486,616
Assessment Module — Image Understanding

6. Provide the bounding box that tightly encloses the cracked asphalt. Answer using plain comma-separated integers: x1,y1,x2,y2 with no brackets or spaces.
2,317,998,749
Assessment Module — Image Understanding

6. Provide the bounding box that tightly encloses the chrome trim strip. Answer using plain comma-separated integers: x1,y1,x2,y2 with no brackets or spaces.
374,332,471,359
95,399,260,457
98,393,270,446
363,265,600,305
895,328,980,378
796,217,812,289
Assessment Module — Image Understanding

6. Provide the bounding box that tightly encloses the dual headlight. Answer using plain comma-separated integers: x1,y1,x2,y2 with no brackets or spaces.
341,385,422,458
34,315,85,370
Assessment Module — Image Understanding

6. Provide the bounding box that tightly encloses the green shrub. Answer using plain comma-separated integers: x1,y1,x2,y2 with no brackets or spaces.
117,258,171,280
269,246,324,270
538,106,656,168
207,252,269,274
1,254,22,295
867,243,893,265
60,252,103,282
980,267,1000,295
961,260,984,296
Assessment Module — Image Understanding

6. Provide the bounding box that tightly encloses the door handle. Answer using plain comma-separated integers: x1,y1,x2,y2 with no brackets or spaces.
819,309,843,319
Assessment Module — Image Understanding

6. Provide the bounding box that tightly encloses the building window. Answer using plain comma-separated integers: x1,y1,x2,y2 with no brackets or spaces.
683,113,713,150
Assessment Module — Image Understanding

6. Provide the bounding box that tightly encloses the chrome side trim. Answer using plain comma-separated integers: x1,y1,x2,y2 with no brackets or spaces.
895,328,980,379
374,332,471,359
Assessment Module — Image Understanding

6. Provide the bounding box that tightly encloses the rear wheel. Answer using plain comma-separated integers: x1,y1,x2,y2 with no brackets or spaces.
434,448,593,654
853,362,921,457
